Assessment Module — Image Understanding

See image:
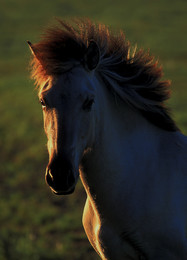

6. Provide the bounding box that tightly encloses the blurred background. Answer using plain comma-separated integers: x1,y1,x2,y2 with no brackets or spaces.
0,0,187,259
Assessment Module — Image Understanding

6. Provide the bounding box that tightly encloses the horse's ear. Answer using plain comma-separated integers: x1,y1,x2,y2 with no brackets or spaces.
84,40,100,71
27,41,38,57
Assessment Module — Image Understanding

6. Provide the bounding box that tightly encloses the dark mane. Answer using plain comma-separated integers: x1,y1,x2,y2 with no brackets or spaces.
30,18,179,132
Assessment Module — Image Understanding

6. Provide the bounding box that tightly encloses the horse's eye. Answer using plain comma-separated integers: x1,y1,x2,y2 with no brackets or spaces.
40,99,46,108
82,98,94,111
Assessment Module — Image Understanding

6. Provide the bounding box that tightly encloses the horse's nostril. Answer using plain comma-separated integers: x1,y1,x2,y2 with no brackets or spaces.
48,169,54,180
45,168,54,187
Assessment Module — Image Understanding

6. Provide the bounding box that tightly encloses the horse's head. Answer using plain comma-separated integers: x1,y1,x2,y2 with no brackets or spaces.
31,41,100,195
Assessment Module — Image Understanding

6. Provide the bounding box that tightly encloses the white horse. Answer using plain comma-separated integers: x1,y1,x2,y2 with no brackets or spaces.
28,19,187,259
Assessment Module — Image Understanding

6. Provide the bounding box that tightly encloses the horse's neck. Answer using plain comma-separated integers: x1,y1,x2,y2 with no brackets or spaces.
80,77,185,216
81,80,159,190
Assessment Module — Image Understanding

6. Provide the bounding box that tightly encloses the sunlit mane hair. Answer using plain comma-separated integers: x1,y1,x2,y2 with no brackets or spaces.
30,18,179,132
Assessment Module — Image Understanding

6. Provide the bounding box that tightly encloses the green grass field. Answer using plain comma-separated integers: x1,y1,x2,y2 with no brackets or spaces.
0,0,187,259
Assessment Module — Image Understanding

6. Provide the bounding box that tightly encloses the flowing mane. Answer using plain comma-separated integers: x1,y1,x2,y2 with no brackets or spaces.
30,18,179,132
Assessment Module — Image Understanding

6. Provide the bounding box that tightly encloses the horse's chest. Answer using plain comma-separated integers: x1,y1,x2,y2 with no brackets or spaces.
82,198,145,259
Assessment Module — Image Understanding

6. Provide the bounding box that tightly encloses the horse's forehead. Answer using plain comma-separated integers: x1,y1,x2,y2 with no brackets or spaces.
51,68,92,96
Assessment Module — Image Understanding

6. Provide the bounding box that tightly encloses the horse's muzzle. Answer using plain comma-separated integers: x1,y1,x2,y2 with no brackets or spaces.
45,159,78,195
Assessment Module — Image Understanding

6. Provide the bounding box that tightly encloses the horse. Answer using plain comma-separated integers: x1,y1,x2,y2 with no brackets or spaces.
28,19,187,259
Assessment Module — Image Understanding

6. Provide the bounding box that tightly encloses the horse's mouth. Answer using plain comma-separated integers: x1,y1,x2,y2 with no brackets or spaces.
52,187,75,196
45,169,77,196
